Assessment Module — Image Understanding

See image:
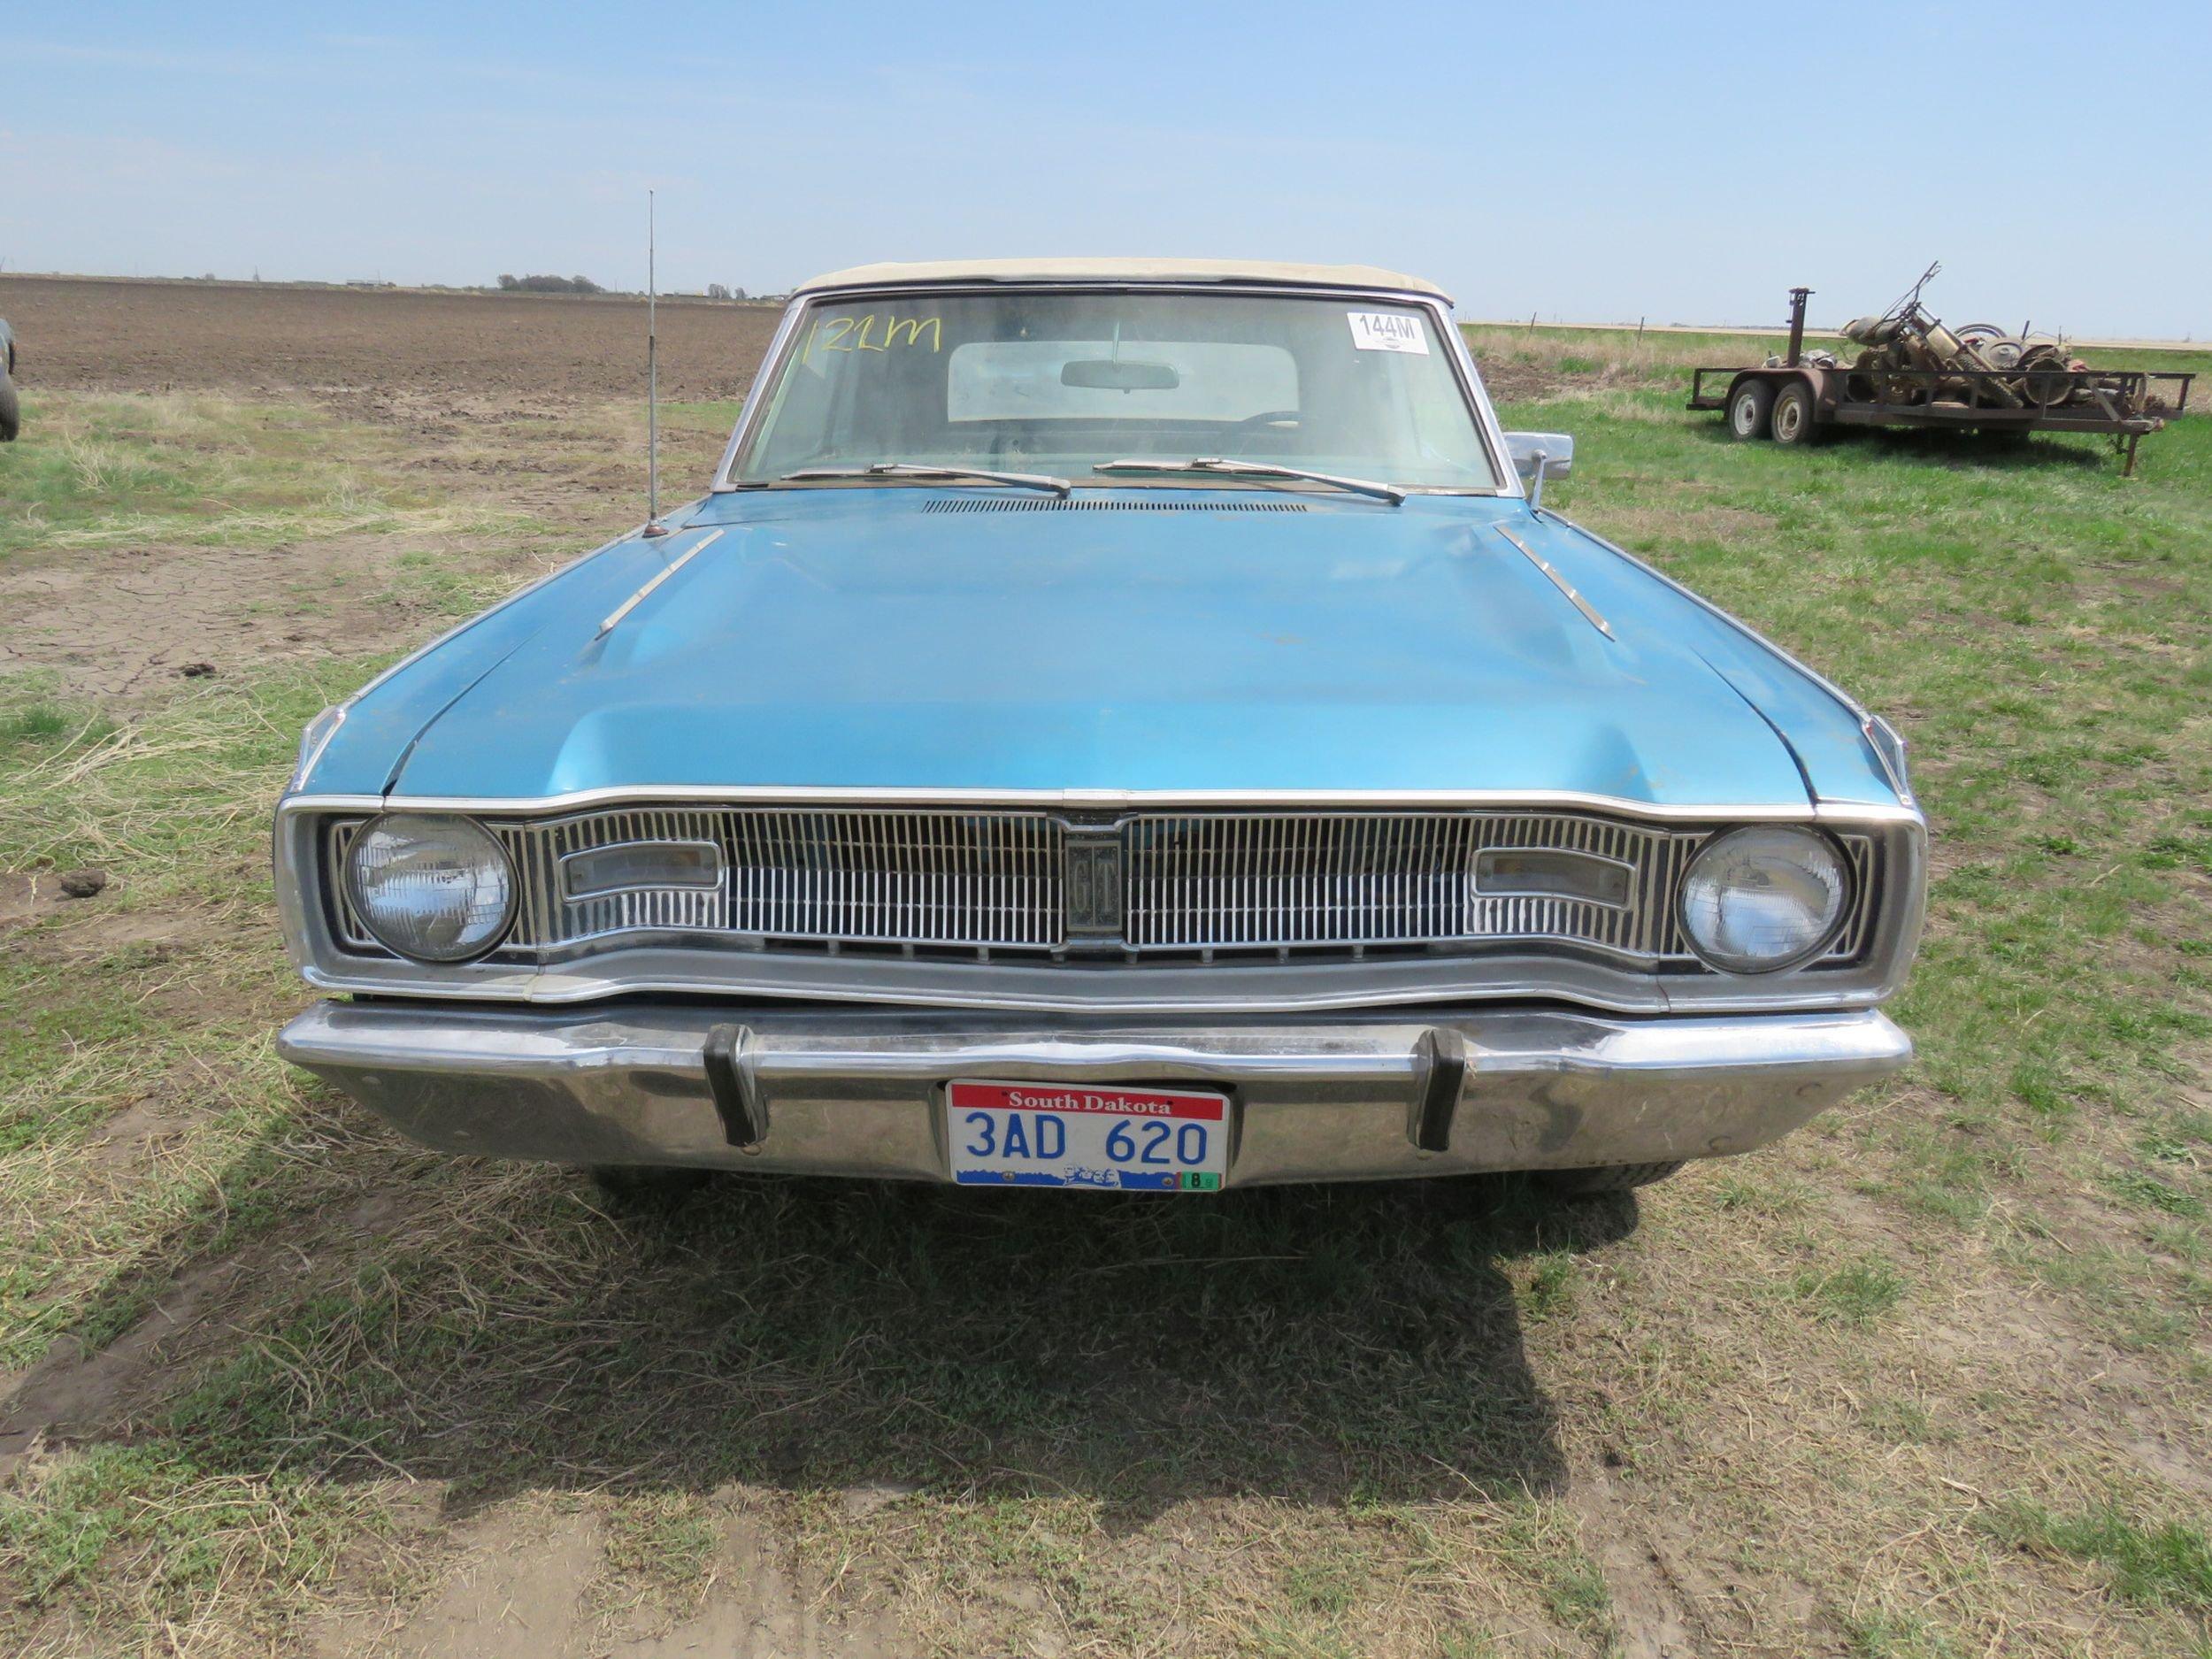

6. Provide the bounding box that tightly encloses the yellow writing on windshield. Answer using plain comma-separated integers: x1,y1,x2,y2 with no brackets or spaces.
800,313,942,364
880,315,941,349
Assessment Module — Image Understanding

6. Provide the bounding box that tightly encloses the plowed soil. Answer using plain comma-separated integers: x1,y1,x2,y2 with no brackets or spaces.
0,274,782,401
0,276,759,702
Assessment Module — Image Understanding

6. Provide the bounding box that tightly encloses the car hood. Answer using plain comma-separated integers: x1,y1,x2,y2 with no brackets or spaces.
326,488,1863,809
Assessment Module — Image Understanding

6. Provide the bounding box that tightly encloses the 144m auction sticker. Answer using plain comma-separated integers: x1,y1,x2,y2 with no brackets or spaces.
1346,311,1429,353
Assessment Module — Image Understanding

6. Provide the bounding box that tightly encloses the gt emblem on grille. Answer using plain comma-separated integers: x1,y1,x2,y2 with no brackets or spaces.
1064,836,1125,936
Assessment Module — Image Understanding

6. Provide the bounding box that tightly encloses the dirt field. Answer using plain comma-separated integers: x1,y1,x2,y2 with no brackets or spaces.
0,274,782,402
0,276,765,701
2,280,2208,1659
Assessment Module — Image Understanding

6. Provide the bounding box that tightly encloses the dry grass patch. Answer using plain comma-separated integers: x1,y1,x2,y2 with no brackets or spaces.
3,365,2210,1656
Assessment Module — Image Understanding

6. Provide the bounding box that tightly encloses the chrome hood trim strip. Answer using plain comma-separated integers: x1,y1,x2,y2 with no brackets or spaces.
281,787,1923,825
1495,525,1614,641
597,529,724,637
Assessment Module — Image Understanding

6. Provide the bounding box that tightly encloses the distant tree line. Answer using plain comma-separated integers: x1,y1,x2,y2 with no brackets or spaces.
496,273,604,294
490,273,763,300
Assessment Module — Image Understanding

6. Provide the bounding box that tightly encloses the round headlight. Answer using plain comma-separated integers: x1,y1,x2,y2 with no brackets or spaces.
1678,826,1848,973
345,813,516,963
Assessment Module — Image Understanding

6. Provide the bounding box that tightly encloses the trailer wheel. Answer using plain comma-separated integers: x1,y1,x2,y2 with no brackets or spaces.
1770,380,1820,446
1727,379,1774,441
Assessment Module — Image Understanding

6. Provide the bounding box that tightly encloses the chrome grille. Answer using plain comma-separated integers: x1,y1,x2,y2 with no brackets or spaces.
1124,811,1689,955
325,806,1878,970
1831,833,1878,963
718,810,1063,949
529,808,729,942
330,809,1066,956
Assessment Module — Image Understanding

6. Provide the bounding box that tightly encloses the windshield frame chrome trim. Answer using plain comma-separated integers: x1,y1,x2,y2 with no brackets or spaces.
710,282,1513,498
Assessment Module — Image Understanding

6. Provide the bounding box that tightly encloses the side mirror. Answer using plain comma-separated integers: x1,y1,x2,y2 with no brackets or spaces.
1503,431,1574,509
1503,431,1574,481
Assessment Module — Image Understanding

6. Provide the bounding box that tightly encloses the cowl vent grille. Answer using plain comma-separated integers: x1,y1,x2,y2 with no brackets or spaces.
920,497,1308,514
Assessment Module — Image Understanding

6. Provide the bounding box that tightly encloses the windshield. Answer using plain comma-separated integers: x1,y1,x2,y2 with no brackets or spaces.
726,291,1501,492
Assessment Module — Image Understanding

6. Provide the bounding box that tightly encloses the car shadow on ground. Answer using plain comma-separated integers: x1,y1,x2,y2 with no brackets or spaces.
42,1141,1641,1524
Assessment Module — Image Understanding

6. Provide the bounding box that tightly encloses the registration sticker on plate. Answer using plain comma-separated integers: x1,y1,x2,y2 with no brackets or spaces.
947,1080,1228,1191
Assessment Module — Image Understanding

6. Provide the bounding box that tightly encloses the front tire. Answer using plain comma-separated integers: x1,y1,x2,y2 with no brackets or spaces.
1535,1161,1685,1196
1728,379,1774,441
1770,380,1820,445
0,373,19,443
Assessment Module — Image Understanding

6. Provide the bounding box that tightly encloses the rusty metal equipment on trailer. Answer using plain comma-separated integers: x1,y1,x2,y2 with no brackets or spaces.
1688,269,2193,473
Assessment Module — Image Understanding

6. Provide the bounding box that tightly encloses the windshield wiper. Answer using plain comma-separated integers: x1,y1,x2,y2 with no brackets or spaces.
1093,457,1406,505
776,461,1071,496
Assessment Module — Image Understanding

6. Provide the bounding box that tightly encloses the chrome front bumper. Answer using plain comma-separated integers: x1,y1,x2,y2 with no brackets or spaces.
279,1000,1910,1186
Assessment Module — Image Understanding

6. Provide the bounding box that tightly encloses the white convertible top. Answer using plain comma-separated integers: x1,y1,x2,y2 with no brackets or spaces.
793,257,1452,303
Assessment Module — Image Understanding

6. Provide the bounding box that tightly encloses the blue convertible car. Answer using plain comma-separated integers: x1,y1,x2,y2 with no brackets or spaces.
275,260,1924,1198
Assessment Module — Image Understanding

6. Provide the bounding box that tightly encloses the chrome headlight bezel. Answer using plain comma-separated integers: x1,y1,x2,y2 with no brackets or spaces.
342,812,518,964
1678,825,1852,975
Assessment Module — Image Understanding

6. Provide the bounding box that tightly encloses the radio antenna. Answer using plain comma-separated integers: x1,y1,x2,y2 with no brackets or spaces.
642,188,669,538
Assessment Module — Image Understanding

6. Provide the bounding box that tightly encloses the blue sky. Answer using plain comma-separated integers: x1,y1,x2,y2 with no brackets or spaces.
4,2,2206,337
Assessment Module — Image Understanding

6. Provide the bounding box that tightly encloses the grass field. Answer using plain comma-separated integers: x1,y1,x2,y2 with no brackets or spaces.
1,303,2208,1657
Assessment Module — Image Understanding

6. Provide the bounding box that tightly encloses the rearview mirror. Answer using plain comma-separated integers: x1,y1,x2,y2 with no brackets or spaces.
1061,358,1180,392
1503,431,1574,480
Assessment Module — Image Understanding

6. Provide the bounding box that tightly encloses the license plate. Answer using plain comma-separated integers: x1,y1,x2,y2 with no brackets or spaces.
946,1080,1228,1191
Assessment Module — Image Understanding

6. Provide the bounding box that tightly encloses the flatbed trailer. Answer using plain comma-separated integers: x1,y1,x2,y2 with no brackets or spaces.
1688,288,2193,474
